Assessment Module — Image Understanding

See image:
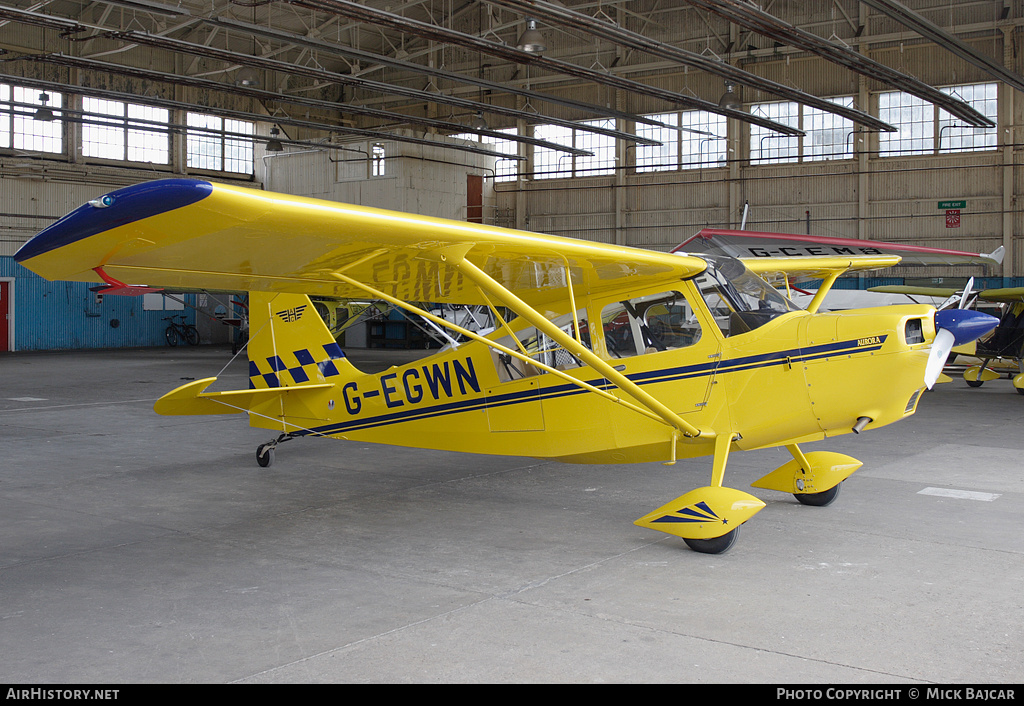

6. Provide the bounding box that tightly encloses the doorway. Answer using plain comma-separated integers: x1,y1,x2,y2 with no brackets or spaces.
0,279,11,352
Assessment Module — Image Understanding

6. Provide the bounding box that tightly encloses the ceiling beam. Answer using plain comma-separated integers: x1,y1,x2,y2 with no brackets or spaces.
0,71,522,160
207,15,692,135
860,0,1024,96
0,4,652,146
8,54,591,156
683,0,993,127
486,0,896,131
287,0,807,136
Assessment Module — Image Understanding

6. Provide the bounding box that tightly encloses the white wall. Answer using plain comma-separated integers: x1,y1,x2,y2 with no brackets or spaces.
262,132,497,222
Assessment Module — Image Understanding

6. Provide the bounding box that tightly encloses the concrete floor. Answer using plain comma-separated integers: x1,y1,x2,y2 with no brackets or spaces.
0,346,1021,684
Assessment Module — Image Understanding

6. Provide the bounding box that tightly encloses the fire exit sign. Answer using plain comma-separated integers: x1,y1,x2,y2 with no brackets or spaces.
938,200,966,209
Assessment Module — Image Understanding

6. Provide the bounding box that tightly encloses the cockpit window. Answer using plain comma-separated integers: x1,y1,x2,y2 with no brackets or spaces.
694,256,801,337
491,309,591,382
602,291,702,358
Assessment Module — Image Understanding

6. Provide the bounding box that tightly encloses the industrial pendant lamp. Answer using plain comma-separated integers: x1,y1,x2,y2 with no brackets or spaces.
235,10,261,87
234,65,261,87
517,19,547,53
34,92,55,121
266,126,283,152
718,81,743,111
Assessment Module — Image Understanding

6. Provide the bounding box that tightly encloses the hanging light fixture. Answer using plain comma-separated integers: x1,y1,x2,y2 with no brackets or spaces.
718,81,743,111
266,126,283,152
34,92,55,121
517,19,547,53
234,65,261,87
470,111,488,130
234,10,261,87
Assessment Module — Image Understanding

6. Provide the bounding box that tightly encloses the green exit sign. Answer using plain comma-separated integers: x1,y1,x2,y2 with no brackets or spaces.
939,200,966,209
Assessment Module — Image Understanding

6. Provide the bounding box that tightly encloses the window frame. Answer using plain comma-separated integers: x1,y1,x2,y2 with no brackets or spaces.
186,112,255,175
448,127,520,182
533,119,617,179
81,96,171,165
878,82,999,157
0,84,64,155
635,110,727,173
749,97,855,165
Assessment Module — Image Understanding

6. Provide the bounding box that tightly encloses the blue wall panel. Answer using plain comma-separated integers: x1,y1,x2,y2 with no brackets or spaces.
1,256,195,351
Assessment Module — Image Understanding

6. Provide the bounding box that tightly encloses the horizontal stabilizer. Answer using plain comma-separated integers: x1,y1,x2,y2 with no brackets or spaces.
154,377,333,416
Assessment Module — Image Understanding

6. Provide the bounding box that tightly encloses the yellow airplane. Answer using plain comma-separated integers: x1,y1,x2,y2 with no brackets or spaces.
871,282,1024,394
14,179,998,554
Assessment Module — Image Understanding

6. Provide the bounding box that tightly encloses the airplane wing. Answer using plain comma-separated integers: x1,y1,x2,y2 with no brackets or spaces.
868,286,1024,304
868,285,959,298
15,178,717,440
978,287,1024,303
675,228,1004,271
742,255,903,282
14,178,707,309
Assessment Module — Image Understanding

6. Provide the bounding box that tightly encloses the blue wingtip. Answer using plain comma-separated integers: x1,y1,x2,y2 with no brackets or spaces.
13,178,213,263
935,308,999,346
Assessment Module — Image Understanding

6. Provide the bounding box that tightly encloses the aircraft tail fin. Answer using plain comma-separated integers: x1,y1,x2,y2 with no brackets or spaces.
155,292,357,423
246,291,357,390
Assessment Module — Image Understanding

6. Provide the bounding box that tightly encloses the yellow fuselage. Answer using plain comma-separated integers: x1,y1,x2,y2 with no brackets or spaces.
258,290,933,466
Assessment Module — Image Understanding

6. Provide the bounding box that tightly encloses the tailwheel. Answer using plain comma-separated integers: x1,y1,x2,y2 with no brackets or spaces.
683,526,740,555
256,444,275,468
255,433,295,468
795,481,842,507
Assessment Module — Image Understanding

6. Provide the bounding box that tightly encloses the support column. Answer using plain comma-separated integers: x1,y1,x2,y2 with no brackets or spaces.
1001,26,1015,280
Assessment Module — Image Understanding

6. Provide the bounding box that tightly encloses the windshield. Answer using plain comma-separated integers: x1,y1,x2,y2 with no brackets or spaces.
693,255,801,337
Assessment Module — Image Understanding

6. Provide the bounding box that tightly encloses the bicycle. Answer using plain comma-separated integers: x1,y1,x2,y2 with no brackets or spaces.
163,315,200,347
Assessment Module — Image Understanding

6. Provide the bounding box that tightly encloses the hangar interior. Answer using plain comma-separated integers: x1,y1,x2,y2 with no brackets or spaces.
0,0,1022,351
3,2,1024,685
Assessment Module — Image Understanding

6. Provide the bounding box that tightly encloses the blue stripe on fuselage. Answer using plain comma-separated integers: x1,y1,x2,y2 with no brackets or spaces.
292,336,887,438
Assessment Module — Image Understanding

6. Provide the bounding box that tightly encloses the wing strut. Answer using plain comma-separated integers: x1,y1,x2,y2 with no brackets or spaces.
806,269,846,314
327,271,679,429
435,249,708,439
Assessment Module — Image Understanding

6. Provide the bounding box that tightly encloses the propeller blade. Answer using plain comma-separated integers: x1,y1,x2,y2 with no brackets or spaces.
925,328,955,389
959,277,974,309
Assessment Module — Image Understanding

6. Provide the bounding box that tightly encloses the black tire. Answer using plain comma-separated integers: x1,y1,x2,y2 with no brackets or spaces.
165,325,178,347
256,445,274,468
966,378,984,388
184,325,200,346
1015,386,1024,396
795,482,842,507
683,526,740,554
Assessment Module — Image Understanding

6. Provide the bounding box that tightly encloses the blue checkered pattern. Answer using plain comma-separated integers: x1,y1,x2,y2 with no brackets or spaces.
249,343,346,388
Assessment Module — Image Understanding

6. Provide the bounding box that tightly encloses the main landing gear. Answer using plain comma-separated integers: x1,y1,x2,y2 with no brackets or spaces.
794,481,842,507
634,433,765,556
255,433,297,468
684,527,741,555
636,438,861,555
